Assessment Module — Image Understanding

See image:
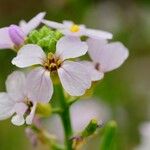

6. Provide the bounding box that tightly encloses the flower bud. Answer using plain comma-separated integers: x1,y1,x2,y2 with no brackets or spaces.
81,119,99,138
8,25,25,47
36,103,52,117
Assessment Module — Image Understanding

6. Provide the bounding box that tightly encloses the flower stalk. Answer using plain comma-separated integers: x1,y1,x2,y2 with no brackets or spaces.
55,84,73,150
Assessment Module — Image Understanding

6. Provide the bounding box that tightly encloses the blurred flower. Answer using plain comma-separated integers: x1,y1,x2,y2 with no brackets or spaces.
42,20,113,40
84,1,122,33
25,127,38,147
43,99,111,142
0,12,45,50
12,36,91,96
0,71,50,126
135,122,150,150
81,38,129,81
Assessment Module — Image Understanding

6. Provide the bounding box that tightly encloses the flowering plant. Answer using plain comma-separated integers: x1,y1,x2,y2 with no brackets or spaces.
0,12,128,150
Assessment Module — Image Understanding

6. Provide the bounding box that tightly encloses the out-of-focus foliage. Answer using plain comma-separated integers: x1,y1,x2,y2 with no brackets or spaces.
0,0,150,150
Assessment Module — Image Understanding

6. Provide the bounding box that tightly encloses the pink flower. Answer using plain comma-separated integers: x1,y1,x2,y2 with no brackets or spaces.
82,38,129,81
42,20,113,40
12,36,91,97
0,71,49,126
0,12,45,49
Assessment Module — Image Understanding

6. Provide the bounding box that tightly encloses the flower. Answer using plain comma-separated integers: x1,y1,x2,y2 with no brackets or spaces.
44,99,111,142
42,20,113,40
0,71,51,126
81,38,129,81
12,36,91,96
134,122,150,150
0,12,45,50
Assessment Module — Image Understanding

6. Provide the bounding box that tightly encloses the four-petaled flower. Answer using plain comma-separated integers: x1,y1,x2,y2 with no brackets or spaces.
42,20,113,40
81,38,129,81
0,71,49,126
12,36,92,98
0,12,45,50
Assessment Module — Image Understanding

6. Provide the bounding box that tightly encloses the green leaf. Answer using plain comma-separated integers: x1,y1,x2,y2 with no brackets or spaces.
100,120,117,150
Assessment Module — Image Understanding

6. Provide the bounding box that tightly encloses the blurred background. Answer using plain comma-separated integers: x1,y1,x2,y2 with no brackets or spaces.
0,0,150,150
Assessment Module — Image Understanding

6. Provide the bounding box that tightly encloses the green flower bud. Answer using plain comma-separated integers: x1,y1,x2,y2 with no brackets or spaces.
81,119,99,138
36,103,52,117
27,26,63,53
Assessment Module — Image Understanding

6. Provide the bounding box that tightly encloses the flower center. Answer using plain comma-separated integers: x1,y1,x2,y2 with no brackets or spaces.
43,53,62,72
70,24,80,32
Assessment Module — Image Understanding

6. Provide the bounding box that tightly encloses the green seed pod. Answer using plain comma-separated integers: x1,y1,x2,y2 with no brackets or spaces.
81,119,99,138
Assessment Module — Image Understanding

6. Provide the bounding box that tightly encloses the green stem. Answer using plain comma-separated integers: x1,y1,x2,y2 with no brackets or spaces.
55,84,73,150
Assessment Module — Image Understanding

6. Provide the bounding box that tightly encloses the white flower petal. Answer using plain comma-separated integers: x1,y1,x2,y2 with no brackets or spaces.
60,29,84,37
80,61,104,81
56,36,88,60
6,71,26,101
19,20,27,29
11,114,25,126
26,103,37,125
0,93,15,120
0,27,13,49
85,28,113,40
21,12,46,35
87,38,108,62
95,42,129,72
42,19,65,29
14,102,28,116
63,20,74,27
58,61,91,96
12,44,46,68
26,67,53,103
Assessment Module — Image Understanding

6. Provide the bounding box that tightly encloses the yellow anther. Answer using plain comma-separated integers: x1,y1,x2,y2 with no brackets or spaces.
57,59,62,66
70,25,80,32
50,63,57,68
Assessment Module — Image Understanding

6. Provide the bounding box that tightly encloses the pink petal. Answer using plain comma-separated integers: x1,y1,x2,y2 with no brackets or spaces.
0,93,15,120
98,42,129,72
6,71,26,101
12,44,46,68
21,12,46,35
85,28,113,40
87,38,108,62
80,61,104,81
26,67,53,103
60,29,84,37
58,61,92,96
19,20,27,29
14,102,28,116
0,27,13,49
42,19,65,29
56,36,88,60
8,25,25,46
26,103,37,125
63,20,74,27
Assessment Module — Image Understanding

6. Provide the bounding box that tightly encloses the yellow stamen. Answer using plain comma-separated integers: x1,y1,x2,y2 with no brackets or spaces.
70,25,80,32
